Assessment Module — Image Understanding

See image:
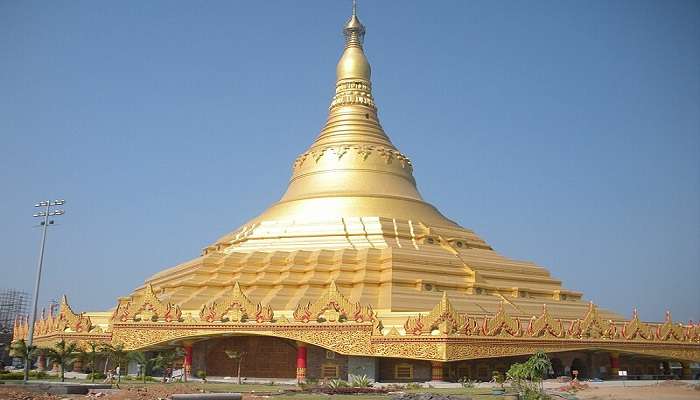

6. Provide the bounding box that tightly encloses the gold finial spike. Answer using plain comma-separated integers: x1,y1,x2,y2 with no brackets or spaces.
343,1,366,48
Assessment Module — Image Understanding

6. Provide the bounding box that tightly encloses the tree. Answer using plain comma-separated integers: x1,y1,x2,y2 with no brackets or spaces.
507,350,553,400
224,350,246,385
80,341,103,383
43,340,79,382
102,343,129,386
129,351,164,385
9,339,36,382
157,348,185,382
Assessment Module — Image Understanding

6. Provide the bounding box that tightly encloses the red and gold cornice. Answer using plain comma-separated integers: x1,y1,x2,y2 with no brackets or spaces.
14,283,700,362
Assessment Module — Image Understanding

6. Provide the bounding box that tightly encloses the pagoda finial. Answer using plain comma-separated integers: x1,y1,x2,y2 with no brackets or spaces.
343,0,366,48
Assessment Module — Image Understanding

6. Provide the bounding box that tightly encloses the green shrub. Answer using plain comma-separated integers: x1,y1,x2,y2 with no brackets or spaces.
87,372,106,380
458,377,476,388
405,382,423,390
327,379,349,389
350,374,372,387
0,372,24,380
196,370,207,380
29,371,49,379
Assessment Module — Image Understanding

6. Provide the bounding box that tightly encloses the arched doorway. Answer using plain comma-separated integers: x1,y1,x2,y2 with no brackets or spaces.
205,336,297,378
571,358,587,379
550,358,564,378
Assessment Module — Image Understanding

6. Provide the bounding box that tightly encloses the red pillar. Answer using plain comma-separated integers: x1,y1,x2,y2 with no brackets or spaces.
296,342,307,383
431,361,444,381
183,344,193,382
609,352,620,379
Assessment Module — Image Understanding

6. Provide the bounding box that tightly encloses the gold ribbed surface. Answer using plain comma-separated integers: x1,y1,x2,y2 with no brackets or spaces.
131,9,619,321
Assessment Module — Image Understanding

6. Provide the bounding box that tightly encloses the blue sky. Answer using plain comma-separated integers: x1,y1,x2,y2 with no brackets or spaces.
1,1,698,323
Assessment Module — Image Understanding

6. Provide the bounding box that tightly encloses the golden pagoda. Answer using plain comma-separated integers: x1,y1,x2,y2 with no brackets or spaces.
15,4,699,382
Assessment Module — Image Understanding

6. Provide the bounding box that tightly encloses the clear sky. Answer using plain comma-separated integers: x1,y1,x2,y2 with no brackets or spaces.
1,1,698,323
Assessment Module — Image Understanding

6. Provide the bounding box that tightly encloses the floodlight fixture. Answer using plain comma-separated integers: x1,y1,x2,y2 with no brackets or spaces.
24,198,66,382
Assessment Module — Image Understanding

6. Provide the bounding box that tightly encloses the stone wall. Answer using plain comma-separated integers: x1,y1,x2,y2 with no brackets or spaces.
348,356,378,382
306,345,348,380
378,358,431,382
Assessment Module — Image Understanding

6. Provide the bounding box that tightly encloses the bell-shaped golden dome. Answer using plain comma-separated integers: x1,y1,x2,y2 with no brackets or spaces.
225,7,457,231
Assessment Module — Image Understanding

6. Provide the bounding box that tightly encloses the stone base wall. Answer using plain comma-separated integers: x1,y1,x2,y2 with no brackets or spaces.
348,356,378,382
306,346,348,380
378,358,431,382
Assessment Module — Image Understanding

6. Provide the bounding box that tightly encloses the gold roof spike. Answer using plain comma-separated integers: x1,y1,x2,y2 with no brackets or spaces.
214,2,457,231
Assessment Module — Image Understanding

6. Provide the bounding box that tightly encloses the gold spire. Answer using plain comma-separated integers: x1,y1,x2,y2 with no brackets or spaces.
241,3,456,227
214,3,456,235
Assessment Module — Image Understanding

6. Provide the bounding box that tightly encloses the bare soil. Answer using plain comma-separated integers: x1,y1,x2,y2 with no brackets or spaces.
574,381,700,400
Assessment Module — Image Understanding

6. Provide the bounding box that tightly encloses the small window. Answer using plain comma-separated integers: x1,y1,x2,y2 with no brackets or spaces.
456,241,463,248
427,237,435,244
321,363,340,379
325,350,336,360
394,363,413,380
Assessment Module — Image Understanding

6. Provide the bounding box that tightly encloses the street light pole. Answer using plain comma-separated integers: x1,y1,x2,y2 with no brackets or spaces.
23,199,65,382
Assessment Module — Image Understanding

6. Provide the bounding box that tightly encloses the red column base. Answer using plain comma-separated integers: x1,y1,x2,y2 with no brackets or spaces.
431,361,444,381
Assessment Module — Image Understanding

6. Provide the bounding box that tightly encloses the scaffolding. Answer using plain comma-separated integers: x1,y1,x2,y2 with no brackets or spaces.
0,288,29,365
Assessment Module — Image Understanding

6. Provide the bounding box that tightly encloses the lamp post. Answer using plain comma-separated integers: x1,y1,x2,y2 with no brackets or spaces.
23,200,65,382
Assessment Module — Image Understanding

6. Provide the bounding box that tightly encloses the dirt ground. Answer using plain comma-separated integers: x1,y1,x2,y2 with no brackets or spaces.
574,381,700,400
1,381,700,400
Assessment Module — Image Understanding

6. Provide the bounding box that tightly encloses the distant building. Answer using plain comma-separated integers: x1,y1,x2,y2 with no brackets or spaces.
0,288,28,365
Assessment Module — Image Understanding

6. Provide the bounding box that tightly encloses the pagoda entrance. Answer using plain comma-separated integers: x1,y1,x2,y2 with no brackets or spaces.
571,358,588,379
199,336,297,379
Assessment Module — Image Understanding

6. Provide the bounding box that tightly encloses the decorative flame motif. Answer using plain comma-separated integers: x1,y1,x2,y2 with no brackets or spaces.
622,308,652,340
199,281,274,323
572,302,613,339
58,295,93,333
113,284,182,323
483,302,522,337
657,311,684,341
293,281,374,323
527,304,564,338
404,292,475,335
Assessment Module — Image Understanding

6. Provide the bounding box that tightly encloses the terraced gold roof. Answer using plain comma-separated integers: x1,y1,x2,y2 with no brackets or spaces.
131,7,622,323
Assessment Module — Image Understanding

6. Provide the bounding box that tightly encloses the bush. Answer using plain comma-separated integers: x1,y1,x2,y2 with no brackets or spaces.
458,377,476,388
507,351,553,400
405,382,423,390
29,371,49,379
196,370,207,380
0,372,24,380
350,374,372,387
87,372,106,380
327,379,349,390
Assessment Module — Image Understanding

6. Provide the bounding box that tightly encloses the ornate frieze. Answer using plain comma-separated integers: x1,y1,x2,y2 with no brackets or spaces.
14,285,700,363
527,304,565,338
293,281,374,323
112,283,182,323
293,144,413,172
621,308,652,340
483,302,522,337
199,281,273,323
